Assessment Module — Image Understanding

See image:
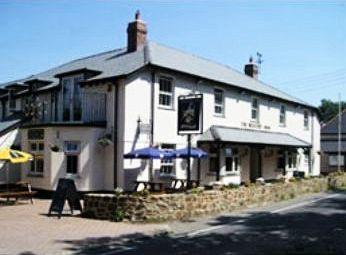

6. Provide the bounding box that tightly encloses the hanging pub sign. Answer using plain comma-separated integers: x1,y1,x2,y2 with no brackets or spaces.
177,94,203,135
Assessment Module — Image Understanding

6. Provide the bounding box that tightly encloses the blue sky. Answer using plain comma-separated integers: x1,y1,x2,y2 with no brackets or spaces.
0,0,345,106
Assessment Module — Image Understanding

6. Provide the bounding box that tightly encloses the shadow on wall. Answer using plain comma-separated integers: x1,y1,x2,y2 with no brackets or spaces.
55,193,346,255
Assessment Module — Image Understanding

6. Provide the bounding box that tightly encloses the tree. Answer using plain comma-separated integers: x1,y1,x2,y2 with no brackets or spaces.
318,99,346,124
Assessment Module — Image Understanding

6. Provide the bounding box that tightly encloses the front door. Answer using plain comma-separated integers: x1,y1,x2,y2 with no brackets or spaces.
250,147,262,182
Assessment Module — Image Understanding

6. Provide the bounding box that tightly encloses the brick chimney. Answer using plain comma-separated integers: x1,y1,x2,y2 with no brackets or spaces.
244,56,259,79
127,10,147,52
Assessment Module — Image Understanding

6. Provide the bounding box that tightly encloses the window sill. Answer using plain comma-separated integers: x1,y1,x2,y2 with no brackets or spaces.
213,114,225,118
27,173,44,178
65,174,81,179
223,172,240,176
159,173,176,178
158,106,175,111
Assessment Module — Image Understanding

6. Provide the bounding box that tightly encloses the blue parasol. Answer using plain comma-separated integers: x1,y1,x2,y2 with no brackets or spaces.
172,148,208,159
124,147,174,159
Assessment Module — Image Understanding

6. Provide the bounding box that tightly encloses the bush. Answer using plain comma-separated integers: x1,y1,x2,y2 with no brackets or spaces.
112,209,125,222
133,189,151,198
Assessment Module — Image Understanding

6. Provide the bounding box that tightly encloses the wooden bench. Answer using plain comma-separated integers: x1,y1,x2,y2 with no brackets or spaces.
0,182,37,204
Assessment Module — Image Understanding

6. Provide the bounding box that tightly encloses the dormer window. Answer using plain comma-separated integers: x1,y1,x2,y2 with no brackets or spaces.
62,74,83,121
8,90,16,111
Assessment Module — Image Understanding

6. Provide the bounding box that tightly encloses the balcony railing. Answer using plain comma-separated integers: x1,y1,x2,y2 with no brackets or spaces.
29,92,107,125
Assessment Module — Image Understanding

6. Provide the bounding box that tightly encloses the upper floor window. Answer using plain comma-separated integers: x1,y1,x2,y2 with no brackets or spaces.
62,75,83,122
279,104,286,126
8,90,16,111
251,97,259,122
214,88,224,116
158,76,174,108
304,110,309,129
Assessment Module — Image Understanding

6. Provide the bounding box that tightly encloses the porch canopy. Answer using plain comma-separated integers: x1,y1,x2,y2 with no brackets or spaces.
198,126,311,148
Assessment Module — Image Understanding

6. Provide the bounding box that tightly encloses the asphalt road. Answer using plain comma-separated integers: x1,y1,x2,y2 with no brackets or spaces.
62,191,346,255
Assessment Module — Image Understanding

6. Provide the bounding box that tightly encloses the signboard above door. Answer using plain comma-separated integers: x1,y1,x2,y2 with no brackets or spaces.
177,94,203,135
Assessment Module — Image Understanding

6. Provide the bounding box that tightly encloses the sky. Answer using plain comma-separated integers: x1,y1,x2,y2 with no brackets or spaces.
0,0,345,106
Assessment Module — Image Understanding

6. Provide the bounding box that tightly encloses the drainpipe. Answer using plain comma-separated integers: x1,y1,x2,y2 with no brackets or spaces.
149,70,155,181
310,111,314,175
113,80,119,189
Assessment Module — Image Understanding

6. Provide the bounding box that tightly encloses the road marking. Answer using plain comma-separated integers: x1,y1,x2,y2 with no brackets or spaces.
186,193,341,237
271,193,341,213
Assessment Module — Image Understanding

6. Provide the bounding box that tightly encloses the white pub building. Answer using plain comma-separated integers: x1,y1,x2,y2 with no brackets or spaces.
0,12,320,191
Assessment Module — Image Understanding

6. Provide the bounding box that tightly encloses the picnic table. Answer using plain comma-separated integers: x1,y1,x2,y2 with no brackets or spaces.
172,178,200,190
0,181,37,204
134,181,165,192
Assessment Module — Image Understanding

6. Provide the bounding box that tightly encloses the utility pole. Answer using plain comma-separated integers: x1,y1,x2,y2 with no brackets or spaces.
338,93,342,172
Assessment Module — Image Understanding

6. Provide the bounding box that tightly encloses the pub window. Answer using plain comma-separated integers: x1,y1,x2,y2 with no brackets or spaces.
329,155,344,166
209,146,219,172
158,76,174,108
279,104,286,126
304,110,309,129
160,143,176,174
29,141,44,174
287,152,297,169
225,148,239,172
214,88,224,115
8,90,16,111
251,97,259,122
64,141,80,175
277,150,285,169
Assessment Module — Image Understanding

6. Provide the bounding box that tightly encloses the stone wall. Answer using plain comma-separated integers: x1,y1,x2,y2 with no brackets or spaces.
83,173,346,222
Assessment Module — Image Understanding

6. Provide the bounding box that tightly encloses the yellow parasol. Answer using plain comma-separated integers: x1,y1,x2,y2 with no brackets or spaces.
0,148,33,164
0,148,33,189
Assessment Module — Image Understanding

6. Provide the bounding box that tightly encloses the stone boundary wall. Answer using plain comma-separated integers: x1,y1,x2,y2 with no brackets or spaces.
83,173,346,222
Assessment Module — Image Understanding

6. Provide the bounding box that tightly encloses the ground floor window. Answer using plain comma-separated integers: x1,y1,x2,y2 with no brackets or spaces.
277,150,285,169
287,152,297,169
225,148,239,172
160,143,175,174
329,155,344,166
29,141,44,174
64,141,80,175
209,146,219,172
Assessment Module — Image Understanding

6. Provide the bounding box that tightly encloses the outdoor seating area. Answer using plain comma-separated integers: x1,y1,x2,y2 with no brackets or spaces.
0,181,37,204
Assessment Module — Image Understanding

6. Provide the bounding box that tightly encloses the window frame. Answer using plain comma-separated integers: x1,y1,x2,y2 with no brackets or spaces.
158,76,174,109
8,90,17,111
304,110,309,130
225,148,240,173
328,154,344,166
64,141,81,175
159,143,176,175
279,104,286,126
214,88,225,117
28,140,45,175
251,96,260,122
209,146,220,173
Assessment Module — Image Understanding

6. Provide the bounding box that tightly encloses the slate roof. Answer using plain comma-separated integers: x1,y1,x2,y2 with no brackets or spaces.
0,118,22,136
199,125,311,148
0,41,314,108
321,110,346,134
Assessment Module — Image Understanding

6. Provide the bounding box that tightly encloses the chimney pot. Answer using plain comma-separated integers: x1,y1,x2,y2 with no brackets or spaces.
244,56,259,79
127,10,147,52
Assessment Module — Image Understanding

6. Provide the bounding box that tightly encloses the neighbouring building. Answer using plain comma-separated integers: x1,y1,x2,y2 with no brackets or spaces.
0,12,320,191
321,110,346,174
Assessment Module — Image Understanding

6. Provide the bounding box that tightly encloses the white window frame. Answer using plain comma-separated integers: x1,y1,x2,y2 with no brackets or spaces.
29,141,45,175
159,143,175,175
158,76,174,109
64,141,81,175
225,148,240,173
279,104,286,126
304,110,309,130
329,155,344,166
214,88,225,116
251,97,259,122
